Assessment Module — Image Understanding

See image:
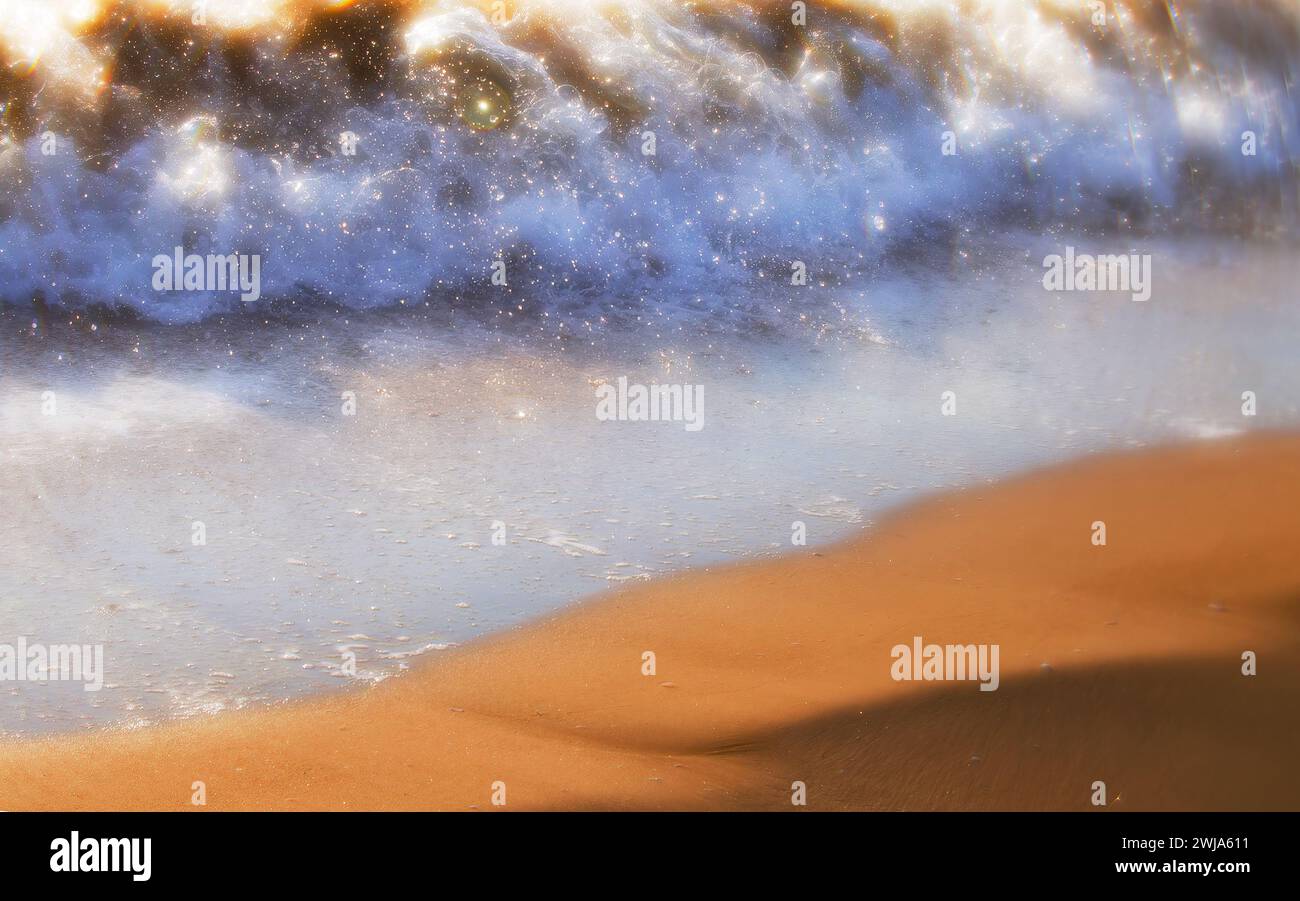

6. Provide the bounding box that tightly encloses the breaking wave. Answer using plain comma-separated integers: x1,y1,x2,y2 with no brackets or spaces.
1,0,1297,322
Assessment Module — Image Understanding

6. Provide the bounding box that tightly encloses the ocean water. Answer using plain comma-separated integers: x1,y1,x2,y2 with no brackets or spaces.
1,2,1299,733
2,237,1298,734
2,0,1297,317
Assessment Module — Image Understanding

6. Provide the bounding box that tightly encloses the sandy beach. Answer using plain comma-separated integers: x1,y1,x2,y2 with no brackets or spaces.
2,432,1296,811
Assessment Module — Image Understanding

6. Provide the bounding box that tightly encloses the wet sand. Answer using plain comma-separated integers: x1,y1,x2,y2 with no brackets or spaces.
2,433,1298,810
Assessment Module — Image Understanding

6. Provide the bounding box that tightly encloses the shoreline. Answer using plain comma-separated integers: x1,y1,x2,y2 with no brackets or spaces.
2,433,1299,810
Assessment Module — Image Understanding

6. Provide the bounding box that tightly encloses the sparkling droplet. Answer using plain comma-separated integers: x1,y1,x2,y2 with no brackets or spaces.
458,79,512,132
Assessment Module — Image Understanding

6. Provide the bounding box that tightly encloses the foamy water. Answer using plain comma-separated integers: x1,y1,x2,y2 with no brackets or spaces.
1,1,1298,321
2,238,1298,733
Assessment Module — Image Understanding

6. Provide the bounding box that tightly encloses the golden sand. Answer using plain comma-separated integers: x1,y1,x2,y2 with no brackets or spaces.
2,434,1297,810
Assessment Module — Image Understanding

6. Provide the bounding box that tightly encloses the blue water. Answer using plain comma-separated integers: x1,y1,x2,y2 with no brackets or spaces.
2,0,1298,320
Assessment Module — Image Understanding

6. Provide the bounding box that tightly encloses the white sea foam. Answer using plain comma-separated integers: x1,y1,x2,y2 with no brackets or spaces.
1,0,1296,320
